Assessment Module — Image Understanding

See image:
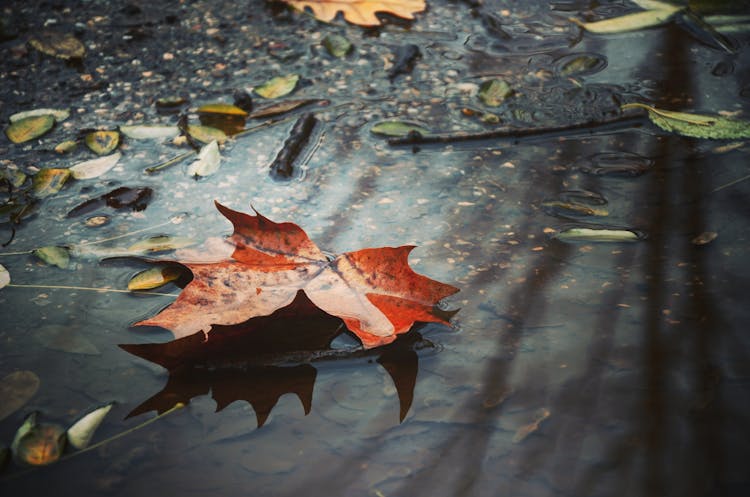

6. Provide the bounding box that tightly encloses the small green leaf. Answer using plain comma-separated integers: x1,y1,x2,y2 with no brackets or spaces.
66,403,114,450
69,151,121,180
85,130,120,155
187,140,221,177
128,265,183,291
54,140,78,154
254,74,300,99
478,79,514,107
9,108,70,123
0,371,39,422
323,34,352,57
371,121,430,137
197,103,249,117
32,168,70,198
120,125,180,140
5,115,55,144
0,264,9,290
186,124,227,144
569,7,681,33
553,227,642,242
622,102,750,139
127,235,197,254
33,246,70,269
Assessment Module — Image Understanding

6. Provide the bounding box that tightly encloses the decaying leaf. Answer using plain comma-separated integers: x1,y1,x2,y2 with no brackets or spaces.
197,103,249,117
553,227,642,242
0,264,9,290
29,31,85,59
54,140,78,154
9,108,69,123
622,102,750,139
128,265,184,291
32,168,70,198
323,34,352,57
11,413,67,466
120,124,180,140
135,202,459,348
570,4,682,33
254,74,300,99
5,115,55,144
513,408,551,444
85,130,120,155
186,124,227,144
692,231,718,245
187,140,221,177
0,371,40,421
66,403,114,449
371,121,430,137
33,246,70,269
69,151,121,180
282,0,426,27
478,79,513,107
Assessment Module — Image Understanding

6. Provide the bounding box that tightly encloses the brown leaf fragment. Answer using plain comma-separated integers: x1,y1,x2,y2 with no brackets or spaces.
282,0,426,27
29,31,85,60
512,407,550,444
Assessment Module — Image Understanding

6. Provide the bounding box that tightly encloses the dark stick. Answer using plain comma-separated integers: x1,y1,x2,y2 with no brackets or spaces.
387,113,646,146
269,113,318,180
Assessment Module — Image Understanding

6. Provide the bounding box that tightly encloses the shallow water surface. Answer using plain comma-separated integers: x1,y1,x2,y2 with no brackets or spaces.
2,1,750,496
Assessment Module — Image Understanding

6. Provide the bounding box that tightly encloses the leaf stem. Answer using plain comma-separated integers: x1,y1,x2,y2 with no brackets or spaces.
0,250,33,256
6,283,177,297
712,172,750,193
145,150,195,174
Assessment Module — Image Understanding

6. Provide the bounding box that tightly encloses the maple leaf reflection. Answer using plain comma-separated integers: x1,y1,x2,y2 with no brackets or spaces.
122,291,435,426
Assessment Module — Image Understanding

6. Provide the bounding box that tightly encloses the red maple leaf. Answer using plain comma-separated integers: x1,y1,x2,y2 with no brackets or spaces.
135,202,458,348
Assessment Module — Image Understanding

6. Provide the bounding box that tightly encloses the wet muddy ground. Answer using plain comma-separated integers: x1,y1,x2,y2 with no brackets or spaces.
2,1,750,496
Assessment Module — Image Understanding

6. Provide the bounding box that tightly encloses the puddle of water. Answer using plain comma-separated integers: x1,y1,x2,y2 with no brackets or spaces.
2,1,750,496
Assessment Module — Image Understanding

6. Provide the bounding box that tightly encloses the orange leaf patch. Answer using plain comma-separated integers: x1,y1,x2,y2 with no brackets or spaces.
283,0,426,27
136,202,458,348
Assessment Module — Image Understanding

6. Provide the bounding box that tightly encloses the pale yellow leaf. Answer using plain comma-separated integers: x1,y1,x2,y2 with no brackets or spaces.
283,0,426,27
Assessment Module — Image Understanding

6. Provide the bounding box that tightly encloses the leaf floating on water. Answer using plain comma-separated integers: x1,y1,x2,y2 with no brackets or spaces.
282,0,426,26
54,139,78,154
9,108,70,123
248,99,326,119
556,53,607,77
254,74,299,99
66,403,114,450
11,413,67,466
69,151,121,180
120,124,180,140
186,124,227,144
84,215,110,227
128,265,184,291
32,168,70,198
323,34,353,57
692,231,718,245
512,408,550,444
29,31,85,59
553,227,642,243
5,114,55,144
371,121,430,137
570,6,682,33
0,264,10,290
0,371,40,421
85,130,120,155
187,140,221,177
621,102,750,139
128,235,197,254
478,79,513,107
34,324,100,355
197,103,249,117
33,246,70,269
155,96,187,109
541,200,608,218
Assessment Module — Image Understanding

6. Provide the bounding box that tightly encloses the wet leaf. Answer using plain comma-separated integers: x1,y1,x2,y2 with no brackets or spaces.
155,96,187,109
248,99,326,119
541,200,608,218
69,151,121,180
5,114,55,144
622,102,750,139
323,34,352,57
85,130,120,155
692,231,718,245
120,124,180,140
9,108,69,123
478,79,513,107
2,168,27,188
32,168,70,198
570,6,681,33
34,324,100,355
54,139,78,154
553,227,642,242
33,246,70,268
197,103,249,117
11,413,66,466
0,371,40,421
254,74,300,99
84,215,110,227
128,265,184,291
282,0,426,27
128,235,197,254
187,140,221,177
29,31,85,59
186,124,227,144
513,408,550,444
0,264,9,290
371,121,430,137
66,403,113,450
557,54,607,77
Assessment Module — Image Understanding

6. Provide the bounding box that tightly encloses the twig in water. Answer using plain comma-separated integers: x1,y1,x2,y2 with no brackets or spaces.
269,113,319,180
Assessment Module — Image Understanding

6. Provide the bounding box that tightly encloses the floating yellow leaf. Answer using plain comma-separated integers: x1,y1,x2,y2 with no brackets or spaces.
570,5,681,33
186,124,227,144
66,403,113,449
85,130,120,155
254,74,300,99
9,108,69,123
128,265,184,291
622,102,750,139
282,0,426,27
5,115,55,144
120,124,180,140
32,168,70,198
197,103,249,117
